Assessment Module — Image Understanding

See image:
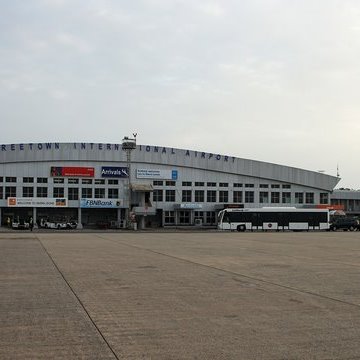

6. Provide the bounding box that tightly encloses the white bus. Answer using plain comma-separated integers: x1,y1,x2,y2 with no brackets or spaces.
217,207,330,232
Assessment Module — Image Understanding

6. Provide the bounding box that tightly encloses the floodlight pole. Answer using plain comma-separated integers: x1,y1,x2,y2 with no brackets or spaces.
122,134,137,228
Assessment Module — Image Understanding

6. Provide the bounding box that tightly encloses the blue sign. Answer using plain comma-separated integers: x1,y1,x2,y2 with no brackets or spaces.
101,166,128,178
172,170,178,180
80,198,121,208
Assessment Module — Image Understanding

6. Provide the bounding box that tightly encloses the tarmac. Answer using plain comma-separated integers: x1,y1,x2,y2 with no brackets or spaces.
1,230,360,359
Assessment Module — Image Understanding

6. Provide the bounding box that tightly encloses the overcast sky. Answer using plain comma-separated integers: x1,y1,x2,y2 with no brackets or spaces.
1,0,359,188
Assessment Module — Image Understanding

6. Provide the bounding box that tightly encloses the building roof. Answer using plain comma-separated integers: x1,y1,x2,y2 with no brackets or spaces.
0,142,340,191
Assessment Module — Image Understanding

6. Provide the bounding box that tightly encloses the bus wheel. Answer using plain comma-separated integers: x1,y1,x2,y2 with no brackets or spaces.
237,225,245,232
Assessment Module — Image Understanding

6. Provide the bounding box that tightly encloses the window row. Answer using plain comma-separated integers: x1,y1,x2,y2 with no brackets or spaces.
0,177,119,185
152,180,292,188
164,211,216,225
0,187,329,204
0,187,119,200
153,190,328,204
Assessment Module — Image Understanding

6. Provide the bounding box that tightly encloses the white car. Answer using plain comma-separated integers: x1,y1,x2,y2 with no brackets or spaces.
42,220,67,229
12,218,30,230
40,219,77,229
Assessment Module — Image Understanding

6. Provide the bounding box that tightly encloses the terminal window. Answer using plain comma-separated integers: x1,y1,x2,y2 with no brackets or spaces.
164,211,175,224
179,211,190,224
207,190,216,202
259,191,269,203
22,187,34,197
306,192,314,204
166,190,176,202
271,192,280,203
182,190,192,202
95,188,105,198
5,186,16,198
68,188,79,200
219,191,228,203
320,193,329,204
108,179,119,185
5,177,16,183
108,188,119,199
282,192,291,203
53,187,64,197
153,189,163,202
82,188,92,198
207,182,216,187
37,187,47,198
245,191,254,203
0,187,3,199
37,177,48,183
23,177,34,183
295,192,304,204
206,211,216,224
233,191,243,203
182,181,192,186
195,190,204,202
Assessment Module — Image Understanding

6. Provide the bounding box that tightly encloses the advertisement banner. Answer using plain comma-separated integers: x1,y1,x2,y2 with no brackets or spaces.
101,166,129,178
80,198,122,208
7,197,68,207
136,169,178,180
50,166,94,177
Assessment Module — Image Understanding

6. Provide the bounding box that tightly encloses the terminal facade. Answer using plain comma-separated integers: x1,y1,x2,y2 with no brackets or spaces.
0,142,340,229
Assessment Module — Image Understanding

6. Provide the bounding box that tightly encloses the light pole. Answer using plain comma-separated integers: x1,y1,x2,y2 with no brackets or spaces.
122,134,137,228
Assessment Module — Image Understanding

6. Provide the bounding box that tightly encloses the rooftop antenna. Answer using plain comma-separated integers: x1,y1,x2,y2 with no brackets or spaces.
336,164,340,178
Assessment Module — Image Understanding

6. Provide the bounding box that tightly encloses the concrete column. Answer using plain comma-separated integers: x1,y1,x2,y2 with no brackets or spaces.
77,207,83,229
190,210,194,225
33,208,37,228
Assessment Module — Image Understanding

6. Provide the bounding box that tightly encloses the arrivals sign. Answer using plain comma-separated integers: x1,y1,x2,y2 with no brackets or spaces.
80,198,122,208
101,166,128,178
136,169,178,180
7,197,67,207
50,166,94,177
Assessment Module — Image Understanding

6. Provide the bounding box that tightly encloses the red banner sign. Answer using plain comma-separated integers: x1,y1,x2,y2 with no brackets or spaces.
50,166,94,177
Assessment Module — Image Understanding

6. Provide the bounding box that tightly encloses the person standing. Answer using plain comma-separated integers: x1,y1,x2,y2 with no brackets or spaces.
29,217,34,232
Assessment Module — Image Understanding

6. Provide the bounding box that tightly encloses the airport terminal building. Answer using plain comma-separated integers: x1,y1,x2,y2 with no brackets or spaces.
0,142,340,229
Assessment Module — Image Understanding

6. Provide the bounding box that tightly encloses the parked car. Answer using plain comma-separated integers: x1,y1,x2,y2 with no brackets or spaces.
66,221,77,229
44,221,68,229
39,218,77,230
12,218,30,230
329,216,359,231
